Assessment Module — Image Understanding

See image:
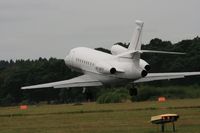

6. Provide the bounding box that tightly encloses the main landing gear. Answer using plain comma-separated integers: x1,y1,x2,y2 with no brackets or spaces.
127,84,138,96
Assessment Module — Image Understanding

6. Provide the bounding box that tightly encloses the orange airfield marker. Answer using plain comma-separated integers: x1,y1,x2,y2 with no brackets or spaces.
20,105,28,110
158,97,166,102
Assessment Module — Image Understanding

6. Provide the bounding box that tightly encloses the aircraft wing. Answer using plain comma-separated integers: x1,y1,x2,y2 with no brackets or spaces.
21,75,103,90
134,72,200,83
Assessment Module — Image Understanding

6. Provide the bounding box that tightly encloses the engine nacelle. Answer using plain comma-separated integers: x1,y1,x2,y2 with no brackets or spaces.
111,45,128,55
95,63,117,74
140,59,151,71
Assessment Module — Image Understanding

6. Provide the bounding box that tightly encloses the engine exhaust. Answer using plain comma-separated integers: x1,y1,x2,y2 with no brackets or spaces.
141,70,148,77
145,65,151,71
110,68,117,74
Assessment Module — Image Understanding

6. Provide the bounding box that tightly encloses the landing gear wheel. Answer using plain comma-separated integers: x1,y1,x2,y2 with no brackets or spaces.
129,87,138,96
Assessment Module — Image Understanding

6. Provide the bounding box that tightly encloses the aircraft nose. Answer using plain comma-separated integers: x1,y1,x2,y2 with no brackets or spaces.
65,55,70,66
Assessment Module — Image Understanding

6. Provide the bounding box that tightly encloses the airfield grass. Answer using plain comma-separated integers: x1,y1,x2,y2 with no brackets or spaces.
0,99,200,133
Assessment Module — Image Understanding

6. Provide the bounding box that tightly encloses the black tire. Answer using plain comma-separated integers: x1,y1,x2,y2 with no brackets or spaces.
129,88,138,96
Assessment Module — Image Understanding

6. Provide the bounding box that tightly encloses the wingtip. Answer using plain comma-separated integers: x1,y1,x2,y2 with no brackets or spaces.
21,87,27,90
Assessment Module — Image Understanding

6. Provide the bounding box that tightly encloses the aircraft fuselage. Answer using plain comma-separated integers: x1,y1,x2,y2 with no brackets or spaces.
64,47,145,85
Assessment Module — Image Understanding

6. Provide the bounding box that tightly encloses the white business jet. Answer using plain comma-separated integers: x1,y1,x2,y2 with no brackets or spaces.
21,20,200,96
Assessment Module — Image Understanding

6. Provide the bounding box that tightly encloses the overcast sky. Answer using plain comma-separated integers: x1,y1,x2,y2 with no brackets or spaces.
0,0,199,60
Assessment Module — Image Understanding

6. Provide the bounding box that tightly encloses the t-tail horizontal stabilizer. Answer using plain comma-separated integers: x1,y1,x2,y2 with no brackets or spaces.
140,50,185,55
117,50,185,58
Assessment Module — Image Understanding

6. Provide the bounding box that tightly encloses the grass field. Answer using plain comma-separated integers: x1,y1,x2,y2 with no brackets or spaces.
0,99,200,133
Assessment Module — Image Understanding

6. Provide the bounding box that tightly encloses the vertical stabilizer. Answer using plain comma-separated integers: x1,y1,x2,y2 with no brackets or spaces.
128,20,144,51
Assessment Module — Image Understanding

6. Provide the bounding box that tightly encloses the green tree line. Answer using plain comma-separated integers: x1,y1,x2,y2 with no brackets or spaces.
0,37,200,106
